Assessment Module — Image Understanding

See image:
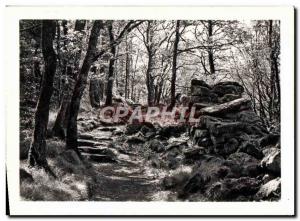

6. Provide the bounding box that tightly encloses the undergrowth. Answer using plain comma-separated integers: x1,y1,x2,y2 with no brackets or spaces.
20,138,97,201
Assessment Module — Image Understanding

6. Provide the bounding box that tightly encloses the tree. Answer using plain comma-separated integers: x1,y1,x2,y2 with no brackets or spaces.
52,20,87,138
104,20,144,105
28,20,57,175
105,21,116,106
66,20,104,152
169,20,181,108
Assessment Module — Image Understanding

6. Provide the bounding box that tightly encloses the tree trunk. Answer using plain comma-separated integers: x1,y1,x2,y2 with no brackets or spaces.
208,20,215,75
170,20,180,108
66,20,103,151
105,21,116,106
52,66,75,139
89,78,101,108
28,20,57,169
268,20,275,122
125,37,130,99
75,20,86,31
146,52,155,106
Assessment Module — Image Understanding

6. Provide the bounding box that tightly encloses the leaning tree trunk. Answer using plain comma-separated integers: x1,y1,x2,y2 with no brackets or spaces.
66,20,103,151
170,20,180,109
52,66,75,139
28,20,57,170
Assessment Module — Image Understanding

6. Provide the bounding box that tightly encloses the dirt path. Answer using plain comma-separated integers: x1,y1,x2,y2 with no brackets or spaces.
78,125,168,201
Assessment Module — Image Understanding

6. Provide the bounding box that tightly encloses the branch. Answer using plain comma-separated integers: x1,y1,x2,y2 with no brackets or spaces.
115,20,145,44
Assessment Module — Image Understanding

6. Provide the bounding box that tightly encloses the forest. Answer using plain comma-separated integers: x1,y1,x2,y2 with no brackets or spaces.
19,19,281,201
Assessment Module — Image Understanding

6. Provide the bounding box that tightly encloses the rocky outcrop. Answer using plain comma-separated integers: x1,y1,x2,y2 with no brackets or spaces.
254,177,281,201
154,79,281,201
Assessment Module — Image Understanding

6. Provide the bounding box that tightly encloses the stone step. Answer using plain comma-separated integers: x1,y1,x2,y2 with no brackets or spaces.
78,134,95,140
82,153,117,163
79,146,116,156
77,139,99,147
98,127,117,132
94,136,113,142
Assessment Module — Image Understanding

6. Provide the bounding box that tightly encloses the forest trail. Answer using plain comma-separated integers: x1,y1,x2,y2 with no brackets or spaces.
78,125,168,201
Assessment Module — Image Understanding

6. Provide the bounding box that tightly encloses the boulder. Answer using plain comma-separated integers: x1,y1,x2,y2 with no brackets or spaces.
60,149,83,165
125,124,142,135
183,147,206,162
218,93,241,103
214,138,239,156
179,155,230,197
225,152,261,177
259,134,280,148
191,79,211,90
126,135,146,144
191,86,211,96
159,125,187,138
146,139,165,153
200,97,251,116
239,141,263,159
261,148,280,175
190,94,218,104
212,81,244,97
206,177,260,201
255,177,281,201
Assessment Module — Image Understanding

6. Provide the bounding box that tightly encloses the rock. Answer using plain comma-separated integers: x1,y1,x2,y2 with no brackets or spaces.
236,110,265,125
239,141,263,159
159,125,187,138
179,155,229,197
212,81,244,97
59,150,82,165
82,153,117,163
191,79,211,90
78,146,117,158
192,102,211,109
255,177,281,201
150,156,162,169
214,138,239,156
179,173,207,198
262,174,276,184
162,176,176,189
98,127,117,132
191,86,211,96
126,135,146,144
146,139,165,153
261,148,280,175
218,93,241,103
184,147,206,162
192,129,209,143
226,152,261,177
190,94,218,104
125,124,142,135
259,134,280,148
140,125,156,138
200,97,251,116
166,155,182,169
206,177,260,201
20,169,34,183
